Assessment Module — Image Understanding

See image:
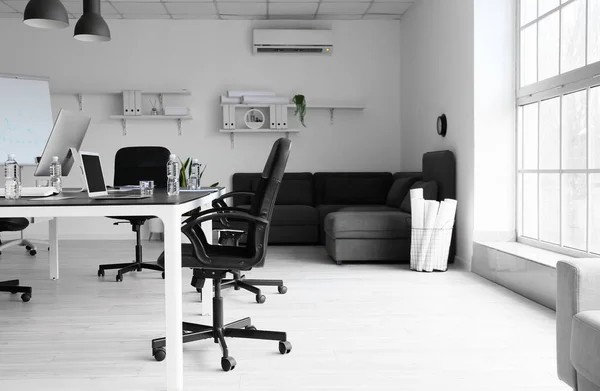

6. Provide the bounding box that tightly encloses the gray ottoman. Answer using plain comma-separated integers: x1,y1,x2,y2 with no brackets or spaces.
324,210,412,264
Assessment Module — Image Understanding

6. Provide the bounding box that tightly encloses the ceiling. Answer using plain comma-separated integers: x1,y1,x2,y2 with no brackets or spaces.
0,0,413,20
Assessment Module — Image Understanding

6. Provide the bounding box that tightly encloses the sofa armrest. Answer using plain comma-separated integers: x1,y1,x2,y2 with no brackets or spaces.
557,259,600,388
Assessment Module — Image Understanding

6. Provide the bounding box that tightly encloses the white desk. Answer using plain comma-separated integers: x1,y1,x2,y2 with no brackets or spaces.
0,188,224,391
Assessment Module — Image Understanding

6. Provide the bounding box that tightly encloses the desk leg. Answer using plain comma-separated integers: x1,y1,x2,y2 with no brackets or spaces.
199,213,213,316
49,218,59,280
163,213,183,391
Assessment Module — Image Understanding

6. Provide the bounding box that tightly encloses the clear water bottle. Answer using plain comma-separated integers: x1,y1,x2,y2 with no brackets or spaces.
50,156,62,193
189,159,201,190
167,154,180,196
4,154,21,200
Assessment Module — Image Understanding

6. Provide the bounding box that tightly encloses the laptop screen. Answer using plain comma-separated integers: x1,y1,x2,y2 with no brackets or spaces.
82,154,107,194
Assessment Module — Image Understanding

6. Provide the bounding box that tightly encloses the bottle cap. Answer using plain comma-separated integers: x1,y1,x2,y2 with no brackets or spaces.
192,158,199,163
8,153,15,159
52,156,59,162
170,154,177,159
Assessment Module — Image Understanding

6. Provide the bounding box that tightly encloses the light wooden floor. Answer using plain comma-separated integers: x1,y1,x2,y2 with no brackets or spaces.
0,241,569,391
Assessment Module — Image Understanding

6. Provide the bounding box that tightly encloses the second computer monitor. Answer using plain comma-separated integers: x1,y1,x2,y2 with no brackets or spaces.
34,109,91,177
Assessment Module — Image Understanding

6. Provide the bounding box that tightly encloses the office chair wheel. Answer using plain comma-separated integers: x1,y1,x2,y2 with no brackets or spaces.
162,272,165,279
278,285,287,294
98,269,105,277
256,294,266,304
21,293,31,302
245,325,257,331
29,250,37,256
278,341,292,354
153,347,166,362
116,274,123,282
25,245,31,250
221,356,236,372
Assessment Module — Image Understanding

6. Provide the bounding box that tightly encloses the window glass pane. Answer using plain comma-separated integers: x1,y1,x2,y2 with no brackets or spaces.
521,0,537,26
518,106,523,169
539,97,560,168
561,0,586,73
517,173,523,235
540,0,559,14
562,90,587,169
524,103,539,169
539,174,560,243
589,0,600,64
538,11,560,81
562,173,587,250
591,86,600,168
521,24,538,87
591,174,600,254
523,173,538,239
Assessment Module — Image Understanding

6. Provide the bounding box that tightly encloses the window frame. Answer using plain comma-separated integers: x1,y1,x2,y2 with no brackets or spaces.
516,0,600,258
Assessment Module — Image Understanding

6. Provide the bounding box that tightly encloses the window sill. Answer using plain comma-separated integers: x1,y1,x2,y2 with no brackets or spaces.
474,240,577,269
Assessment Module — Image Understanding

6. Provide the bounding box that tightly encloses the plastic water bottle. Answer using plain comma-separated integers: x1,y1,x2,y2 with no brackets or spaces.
189,159,201,190
50,156,62,193
167,154,180,196
4,154,21,200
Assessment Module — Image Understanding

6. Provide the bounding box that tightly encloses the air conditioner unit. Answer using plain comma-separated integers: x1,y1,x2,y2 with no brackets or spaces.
253,29,333,55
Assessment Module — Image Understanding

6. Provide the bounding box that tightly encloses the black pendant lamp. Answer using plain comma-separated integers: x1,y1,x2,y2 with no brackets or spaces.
23,0,69,29
74,0,111,42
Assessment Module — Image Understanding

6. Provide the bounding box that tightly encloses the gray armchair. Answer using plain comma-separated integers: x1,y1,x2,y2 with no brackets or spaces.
557,259,600,391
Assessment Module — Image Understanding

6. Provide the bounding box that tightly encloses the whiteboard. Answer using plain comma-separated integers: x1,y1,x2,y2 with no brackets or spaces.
0,75,53,165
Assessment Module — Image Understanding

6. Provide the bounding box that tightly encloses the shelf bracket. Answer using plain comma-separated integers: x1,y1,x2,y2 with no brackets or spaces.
230,133,235,149
330,108,335,125
177,118,182,136
121,119,127,136
76,93,83,111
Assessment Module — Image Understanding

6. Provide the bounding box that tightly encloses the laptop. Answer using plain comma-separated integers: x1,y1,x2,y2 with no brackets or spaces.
77,151,151,200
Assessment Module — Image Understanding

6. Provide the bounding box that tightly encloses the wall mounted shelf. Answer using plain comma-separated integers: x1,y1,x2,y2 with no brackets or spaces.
220,102,364,124
109,115,193,136
219,128,300,149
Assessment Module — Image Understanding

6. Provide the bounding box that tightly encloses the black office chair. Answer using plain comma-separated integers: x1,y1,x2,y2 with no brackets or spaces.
152,138,292,371
188,195,287,304
97,146,171,282
0,218,33,302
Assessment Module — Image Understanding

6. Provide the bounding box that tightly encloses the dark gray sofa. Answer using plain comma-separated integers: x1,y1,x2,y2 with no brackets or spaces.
224,150,456,263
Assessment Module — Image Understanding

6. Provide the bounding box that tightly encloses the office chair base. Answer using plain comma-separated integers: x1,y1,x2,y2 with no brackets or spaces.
152,273,291,371
0,238,39,256
0,279,32,302
191,270,287,304
98,262,164,282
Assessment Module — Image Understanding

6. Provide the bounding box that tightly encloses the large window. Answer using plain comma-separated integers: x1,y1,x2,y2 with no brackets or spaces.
517,0,600,256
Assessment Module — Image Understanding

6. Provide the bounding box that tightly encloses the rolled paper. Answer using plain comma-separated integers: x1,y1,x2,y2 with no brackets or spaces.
241,96,290,104
410,188,423,200
411,197,425,229
434,199,457,229
228,90,276,98
417,200,440,271
221,96,242,104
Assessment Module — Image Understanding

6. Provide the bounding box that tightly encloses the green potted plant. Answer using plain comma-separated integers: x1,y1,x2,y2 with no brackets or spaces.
293,94,307,127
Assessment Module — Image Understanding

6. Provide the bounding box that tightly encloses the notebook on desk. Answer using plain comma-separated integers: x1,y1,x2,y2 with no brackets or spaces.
78,151,150,200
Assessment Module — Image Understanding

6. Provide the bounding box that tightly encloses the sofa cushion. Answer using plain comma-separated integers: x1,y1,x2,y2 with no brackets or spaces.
571,310,600,387
340,205,400,212
232,172,313,206
324,211,412,239
400,181,438,213
314,173,393,205
234,204,317,227
386,177,419,208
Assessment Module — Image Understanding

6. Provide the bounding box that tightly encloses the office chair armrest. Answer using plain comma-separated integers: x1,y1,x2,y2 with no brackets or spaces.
182,211,268,267
182,206,252,226
212,191,255,209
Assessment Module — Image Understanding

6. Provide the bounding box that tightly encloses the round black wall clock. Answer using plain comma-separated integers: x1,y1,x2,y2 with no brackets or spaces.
437,114,447,137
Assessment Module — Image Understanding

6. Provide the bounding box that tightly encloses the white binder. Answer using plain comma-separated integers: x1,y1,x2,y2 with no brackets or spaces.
134,90,142,116
270,105,277,129
122,90,132,116
276,105,283,129
128,90,135,116
222,105,231,129
281,105,288,129
229,105,236,129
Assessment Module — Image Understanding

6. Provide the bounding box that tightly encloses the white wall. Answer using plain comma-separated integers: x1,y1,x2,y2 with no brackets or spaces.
0,19,402,239
473,0,517,242
399,0,475,267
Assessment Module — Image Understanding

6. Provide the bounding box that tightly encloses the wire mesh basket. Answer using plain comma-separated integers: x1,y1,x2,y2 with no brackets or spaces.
410,221,454,272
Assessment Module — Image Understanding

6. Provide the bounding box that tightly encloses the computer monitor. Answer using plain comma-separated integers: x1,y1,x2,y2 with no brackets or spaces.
34,109,91,176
